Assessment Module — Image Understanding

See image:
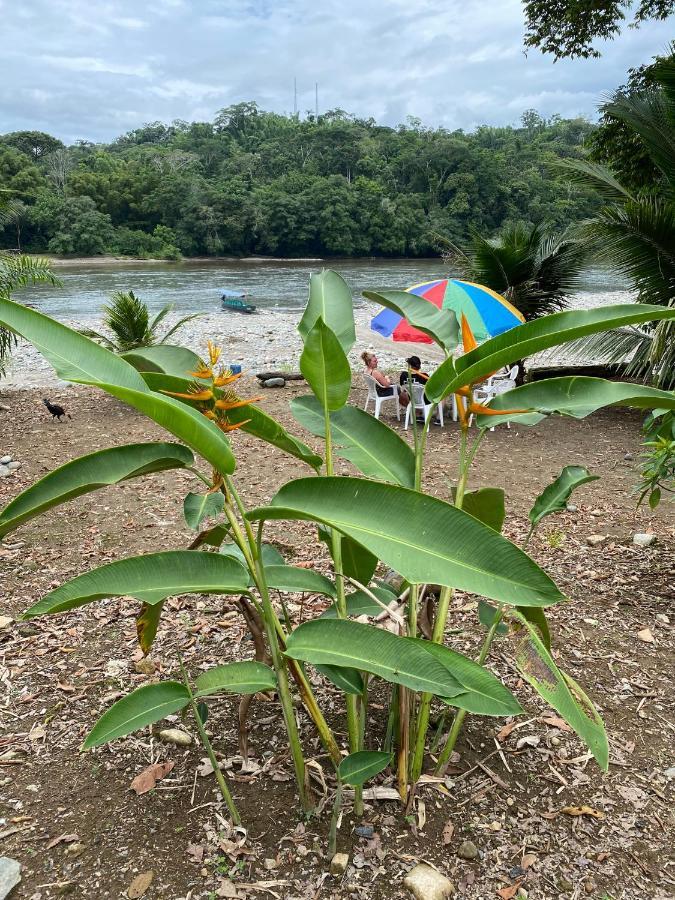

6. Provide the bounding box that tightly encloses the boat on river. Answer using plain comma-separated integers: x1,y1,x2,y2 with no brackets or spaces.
221,290,256,313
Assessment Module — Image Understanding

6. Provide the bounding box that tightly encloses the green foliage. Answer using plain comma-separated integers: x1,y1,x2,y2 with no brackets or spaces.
637,410,675,507
82,290,199,353
6,267,667,826
561,59,675,388
446,222,588,320
338,751,391,785
528,466,600,529
523,0,675,60
0,111,599,258
0,249,56,375
0,442,193,538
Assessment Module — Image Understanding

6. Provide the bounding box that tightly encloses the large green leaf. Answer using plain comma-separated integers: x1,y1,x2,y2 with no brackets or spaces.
23,551,250,618
509,612,608,770
319,586,398,619
363,289,459,352
264,565,336,598
426,304,675,401
298,269,356,353
227,403,322,471
317,526,379,586
0,442,194,539
122,345,203,377
0,302,236,475
248,477,564,607
300,318,351,412
529,466,599,528
99,382,236,474
195,662,277,697
284,619,466,697
414,640,522,716
136,600,165,655
142,372,322,471
0,297,147,390
338,751,391,785
291,395,415,487
82,682,190,749
316,664,364,695
481,377,675,427
461,487,506,532
183,491,225,530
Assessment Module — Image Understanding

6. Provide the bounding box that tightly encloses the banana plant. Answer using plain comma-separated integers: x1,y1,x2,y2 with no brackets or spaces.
1,274,674,833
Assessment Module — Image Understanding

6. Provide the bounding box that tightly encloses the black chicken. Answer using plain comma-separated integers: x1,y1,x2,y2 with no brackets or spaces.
43,398,71,421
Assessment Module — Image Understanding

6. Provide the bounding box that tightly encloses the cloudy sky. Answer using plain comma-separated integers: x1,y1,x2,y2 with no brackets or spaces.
1,0,672,143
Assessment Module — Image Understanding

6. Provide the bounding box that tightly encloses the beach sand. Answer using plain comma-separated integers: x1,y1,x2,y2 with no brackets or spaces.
1,302,448,391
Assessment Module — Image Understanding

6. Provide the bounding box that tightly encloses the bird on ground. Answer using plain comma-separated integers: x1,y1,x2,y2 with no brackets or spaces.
43,398,71,421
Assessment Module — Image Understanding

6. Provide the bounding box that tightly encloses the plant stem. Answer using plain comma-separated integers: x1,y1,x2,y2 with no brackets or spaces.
324,401,363,816
410,424,482,783
223,478,341,767
327,778,343,859
178,659,241,825
222,493,311,812
435,608,504,773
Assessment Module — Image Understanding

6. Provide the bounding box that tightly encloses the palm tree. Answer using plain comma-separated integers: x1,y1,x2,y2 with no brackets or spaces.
444,221,589,320
560,57,675,388
0,193,57,376
81,290,200,353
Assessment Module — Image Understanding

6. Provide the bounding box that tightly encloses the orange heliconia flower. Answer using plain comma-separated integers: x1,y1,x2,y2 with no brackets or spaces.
213,371,243,387
188,365,214,379
202,409,217,420
215,396,262,411
217,419,250,433
461,313,478,353
162,388,214,402
467,402,528,417
207,340,222,366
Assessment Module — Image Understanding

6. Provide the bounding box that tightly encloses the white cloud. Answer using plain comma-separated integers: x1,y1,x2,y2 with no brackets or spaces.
0,0,672,143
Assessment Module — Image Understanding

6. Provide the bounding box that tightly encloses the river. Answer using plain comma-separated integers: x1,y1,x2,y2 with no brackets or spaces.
18,258,633,320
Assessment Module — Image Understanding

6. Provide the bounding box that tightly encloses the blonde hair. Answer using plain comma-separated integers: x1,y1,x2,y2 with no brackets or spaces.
361,351,375,366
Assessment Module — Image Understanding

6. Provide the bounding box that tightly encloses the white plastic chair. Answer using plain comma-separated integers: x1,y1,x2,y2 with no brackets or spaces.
404,381,443,429
472,365,518,429
363,374,400,420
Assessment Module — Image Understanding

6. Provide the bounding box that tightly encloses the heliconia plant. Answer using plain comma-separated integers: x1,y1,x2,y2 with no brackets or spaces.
2,273,675,833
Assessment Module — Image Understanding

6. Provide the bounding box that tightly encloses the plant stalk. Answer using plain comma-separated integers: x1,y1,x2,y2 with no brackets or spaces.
435,608,504,773
324,402,363,815
179,659,240,824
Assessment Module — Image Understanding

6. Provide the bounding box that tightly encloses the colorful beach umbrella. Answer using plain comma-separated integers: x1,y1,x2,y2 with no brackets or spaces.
370,279,525,344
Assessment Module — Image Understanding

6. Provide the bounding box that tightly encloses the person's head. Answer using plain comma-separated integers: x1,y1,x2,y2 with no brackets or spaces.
406,355,421,370
361,351,377,369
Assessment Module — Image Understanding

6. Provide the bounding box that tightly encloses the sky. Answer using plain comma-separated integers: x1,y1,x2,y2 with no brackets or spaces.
1,0,672,144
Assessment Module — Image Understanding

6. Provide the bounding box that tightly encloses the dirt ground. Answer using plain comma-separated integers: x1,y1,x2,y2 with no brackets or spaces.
1,380,674,900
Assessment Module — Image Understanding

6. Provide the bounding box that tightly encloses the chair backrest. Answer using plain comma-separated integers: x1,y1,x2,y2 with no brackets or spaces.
507,364,519,380
363,374,378,399
411,381,426,408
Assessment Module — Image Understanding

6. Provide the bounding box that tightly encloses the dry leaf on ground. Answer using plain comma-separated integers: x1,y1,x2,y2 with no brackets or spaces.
562,805,604,819
130,761,174,795
45,832,80,850
637,628,655,643
497,882,523,899
441,820,455,845
127,870,154,898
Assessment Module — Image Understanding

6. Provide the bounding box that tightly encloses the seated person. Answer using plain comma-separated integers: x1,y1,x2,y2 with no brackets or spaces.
361,351,399,397
400,355,441,424
399,355,429,391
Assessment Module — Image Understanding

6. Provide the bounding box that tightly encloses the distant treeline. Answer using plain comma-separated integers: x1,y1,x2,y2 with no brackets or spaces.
0,104,599,259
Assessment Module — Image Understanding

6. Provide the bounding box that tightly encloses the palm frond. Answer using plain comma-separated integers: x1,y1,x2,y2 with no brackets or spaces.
0,252,57,376
576,198,675,306
557,159,636,202
158,312,202,344
102,290,152,352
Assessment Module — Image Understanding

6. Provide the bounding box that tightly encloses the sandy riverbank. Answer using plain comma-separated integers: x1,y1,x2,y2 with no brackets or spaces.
0,303,448,391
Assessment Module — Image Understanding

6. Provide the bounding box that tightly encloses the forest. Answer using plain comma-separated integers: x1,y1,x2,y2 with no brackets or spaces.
0,106,599,259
